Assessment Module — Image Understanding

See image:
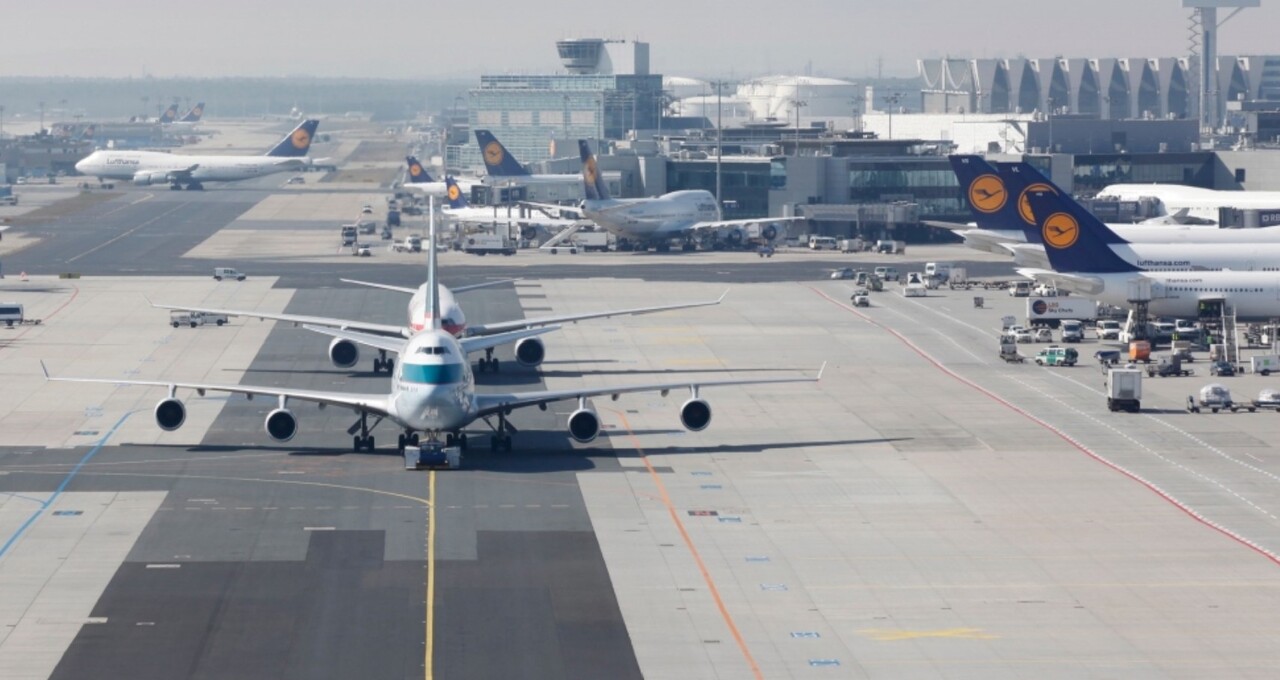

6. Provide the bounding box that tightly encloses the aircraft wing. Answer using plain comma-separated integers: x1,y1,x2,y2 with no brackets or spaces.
150,302,409,337
339,278,517,295
1015,268,1107,297
301,323,562,357
167,164,200,181
922,220,974,232
1008,244,1050,269
685,216,805,232
473,365,824,419
520,201,585,218
41,362,390,416
466,291,728,336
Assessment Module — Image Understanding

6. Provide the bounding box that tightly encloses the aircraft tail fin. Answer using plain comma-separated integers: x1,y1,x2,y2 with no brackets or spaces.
265,119,320,157
180,102,205,123
1020,180,1139,274
475,130,530,176
405,156,435,184
444,177,469,209
159,104,179,124
579,140,610,201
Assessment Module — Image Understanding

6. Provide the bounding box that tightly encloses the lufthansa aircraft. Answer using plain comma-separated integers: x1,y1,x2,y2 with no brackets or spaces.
45,218,818,455
1015,179,1280,321
75,120,321,190
526,141,799,251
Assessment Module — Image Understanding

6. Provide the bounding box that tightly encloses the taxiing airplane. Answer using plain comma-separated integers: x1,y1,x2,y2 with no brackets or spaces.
74,120,321,190
968,158,1280,271
45,215,818,456
1016,182,1280,320
151,249,725,375
526,140,797,251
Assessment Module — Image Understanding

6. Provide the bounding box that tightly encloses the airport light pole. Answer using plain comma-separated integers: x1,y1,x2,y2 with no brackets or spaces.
1047,97,1057,152
881,92,902,140
710,80,731,207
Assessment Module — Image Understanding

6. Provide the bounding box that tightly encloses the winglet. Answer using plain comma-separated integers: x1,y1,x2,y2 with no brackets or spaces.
40,360,50,380
816,361,827,382
717,289,730,303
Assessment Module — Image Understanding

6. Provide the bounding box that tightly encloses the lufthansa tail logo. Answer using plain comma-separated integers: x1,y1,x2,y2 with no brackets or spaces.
447,184,461,201
409,163,423,178
968,175,1007,214
1042,212,1080,249
584,157,598,185
483,141,504,166
1018,183,1056,225
291,128,311,149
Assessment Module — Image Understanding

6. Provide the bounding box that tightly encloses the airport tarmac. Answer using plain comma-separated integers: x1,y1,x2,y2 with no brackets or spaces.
4,169,1280,679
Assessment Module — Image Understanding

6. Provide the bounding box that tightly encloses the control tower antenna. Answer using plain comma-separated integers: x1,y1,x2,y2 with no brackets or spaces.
1183,0,1258,134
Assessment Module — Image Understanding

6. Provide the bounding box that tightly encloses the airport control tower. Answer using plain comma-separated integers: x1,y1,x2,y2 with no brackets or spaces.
1185,0,1259,131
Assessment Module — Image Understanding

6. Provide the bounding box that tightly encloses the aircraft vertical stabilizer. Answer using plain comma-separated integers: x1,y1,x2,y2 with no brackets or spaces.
405,156,435,184
265,120,320,157
578,140,611,202
475,130,530,176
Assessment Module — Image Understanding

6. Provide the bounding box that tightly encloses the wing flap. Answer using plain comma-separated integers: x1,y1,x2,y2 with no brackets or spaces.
468,292,727,336
151,302,408,337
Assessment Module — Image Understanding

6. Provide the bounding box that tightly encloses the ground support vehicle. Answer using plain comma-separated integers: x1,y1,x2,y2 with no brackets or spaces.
1188,384,1255,413
1107,368,1142,412
1146,356,1194,378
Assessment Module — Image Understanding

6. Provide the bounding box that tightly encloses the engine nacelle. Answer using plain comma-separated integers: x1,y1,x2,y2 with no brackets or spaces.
679,398,712,432
725,228,744,246
328,338,359,369
265,408,298,442
154,398,187,431
521,226,539,241
132,170,169,186
761,224,778,241
514,337,546,367
567,408,601,443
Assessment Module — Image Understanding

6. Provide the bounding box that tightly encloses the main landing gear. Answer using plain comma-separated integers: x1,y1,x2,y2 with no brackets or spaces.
348,411,380,452
476,347,500,373
373,349,395,374
487,410,515,452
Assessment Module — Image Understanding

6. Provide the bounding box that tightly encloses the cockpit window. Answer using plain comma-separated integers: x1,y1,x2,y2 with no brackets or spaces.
417,346,451,355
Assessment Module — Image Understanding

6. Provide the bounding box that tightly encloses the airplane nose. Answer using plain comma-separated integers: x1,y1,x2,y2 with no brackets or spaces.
74,158,88,173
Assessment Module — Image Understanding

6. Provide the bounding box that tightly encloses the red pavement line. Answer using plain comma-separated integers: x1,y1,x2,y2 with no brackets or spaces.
1,283,79,350
808,284,1280,568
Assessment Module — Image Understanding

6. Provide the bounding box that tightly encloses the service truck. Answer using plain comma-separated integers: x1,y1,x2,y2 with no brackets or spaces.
838,238,864,253
1026,297,1097,328
0,186,17,206
573,231,610,252
1106,368,1143,412
463,234,517,256
340,224,358,246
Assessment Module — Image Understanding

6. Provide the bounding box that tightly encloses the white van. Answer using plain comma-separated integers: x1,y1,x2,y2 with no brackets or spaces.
0,303,24,327
924,262,952,281
213,267,246,281
1008,281,1031,297
809,236,838,251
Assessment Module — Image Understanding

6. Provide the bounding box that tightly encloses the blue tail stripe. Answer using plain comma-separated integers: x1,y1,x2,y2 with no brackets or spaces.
1022,188,1139,274
405,156,435,184
265,120,320,157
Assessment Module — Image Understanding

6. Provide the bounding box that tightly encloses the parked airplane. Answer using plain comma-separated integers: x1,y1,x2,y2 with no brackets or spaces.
440,176,580,229
944,155,1260,255
45,216,818,455
475,130,579,184
151,258,724,375
975,159,1280,271
1017,183,1280,320
163,102,206,132
401,155,480,196
1097,182,1280,223
527,140,797,251
75,120,320,190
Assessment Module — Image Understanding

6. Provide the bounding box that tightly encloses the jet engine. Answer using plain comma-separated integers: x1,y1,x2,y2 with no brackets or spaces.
329,338,359,369
132,171,170,186
761,224,778,241
679,398,712,432
567,408,601,443
514,337,546,367
154,398,187,431
724,228,744,247
265,408,298,442
521,226,539,241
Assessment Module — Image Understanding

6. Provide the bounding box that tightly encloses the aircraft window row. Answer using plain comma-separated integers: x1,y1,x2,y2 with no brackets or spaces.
1169,286,1263,293
418,346,451,355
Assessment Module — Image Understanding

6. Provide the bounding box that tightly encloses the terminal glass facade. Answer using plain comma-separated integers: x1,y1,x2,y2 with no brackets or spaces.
1070,152,1216,192
846,158,966,220
666,160,772,217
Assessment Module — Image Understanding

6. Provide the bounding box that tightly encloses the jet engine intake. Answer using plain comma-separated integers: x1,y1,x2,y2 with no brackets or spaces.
679,398,712,432
265,408,298,442
567,408,601,443
329,338,359,369
514,337,546,367
154,398,187,431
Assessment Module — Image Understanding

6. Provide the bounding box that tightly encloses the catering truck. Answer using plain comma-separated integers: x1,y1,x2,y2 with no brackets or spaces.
1026,297,1097,328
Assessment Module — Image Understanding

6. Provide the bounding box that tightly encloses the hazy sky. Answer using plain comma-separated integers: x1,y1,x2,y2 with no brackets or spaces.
3,0,1279,80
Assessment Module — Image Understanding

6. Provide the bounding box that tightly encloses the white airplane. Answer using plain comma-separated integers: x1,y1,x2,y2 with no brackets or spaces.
44,215,819,457
1016,182,1280,321
942,155,1270,256
955,158,1280,271
475,130,580,185
401,155,481,196
1097,183,1280,224
162,102,206,133
74,120,321,190
438,175,583,229
527,140,799,252
150,258,726,375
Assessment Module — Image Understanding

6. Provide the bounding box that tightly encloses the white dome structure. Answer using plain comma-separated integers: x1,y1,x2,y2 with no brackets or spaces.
664,76,711,101
737,75,860,122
